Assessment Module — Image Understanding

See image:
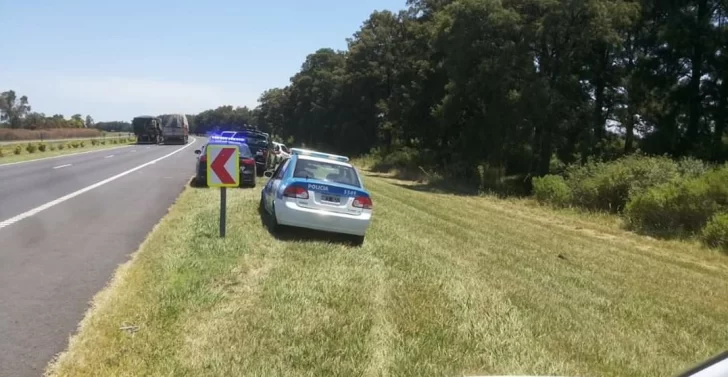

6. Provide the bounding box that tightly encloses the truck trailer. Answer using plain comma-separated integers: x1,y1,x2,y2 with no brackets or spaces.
132,116,162,144
160,114,189,144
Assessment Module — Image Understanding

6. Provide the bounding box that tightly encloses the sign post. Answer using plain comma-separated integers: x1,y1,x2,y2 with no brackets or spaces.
206,144,240,237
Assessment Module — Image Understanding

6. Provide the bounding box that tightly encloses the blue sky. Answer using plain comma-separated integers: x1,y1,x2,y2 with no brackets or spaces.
0,0,405,122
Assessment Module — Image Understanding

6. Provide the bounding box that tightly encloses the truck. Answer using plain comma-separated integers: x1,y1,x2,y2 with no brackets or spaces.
132,116,162,144
160,114,189,144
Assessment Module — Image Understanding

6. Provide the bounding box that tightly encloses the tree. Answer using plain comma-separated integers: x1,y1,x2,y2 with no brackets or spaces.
0,90,31,128
85,115,94,128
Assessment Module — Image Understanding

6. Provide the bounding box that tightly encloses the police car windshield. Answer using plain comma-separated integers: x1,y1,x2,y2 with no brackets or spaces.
293,159,361,187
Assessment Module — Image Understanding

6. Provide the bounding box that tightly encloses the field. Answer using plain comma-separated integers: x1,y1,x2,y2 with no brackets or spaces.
0,136,136,164
0,128,106,142
46,173,728,377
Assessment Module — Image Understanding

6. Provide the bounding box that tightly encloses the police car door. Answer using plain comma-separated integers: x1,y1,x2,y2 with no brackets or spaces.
269,158,290,209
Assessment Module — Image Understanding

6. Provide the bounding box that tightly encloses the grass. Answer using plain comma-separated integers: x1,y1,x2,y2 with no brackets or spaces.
46,173,728,377
0,128,104,141
0,138,135,164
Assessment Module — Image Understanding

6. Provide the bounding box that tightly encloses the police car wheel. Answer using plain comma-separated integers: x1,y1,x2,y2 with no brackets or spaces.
270,203,280,232
350,235,365,246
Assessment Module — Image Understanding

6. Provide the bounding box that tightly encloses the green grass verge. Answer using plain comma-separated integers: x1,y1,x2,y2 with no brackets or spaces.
0,138,135,164
46,173,728,377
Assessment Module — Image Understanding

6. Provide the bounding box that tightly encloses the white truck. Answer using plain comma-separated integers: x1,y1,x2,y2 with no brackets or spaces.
160,114,189,144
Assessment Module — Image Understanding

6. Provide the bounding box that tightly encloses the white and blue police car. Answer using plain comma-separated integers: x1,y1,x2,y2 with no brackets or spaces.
260,148,373,245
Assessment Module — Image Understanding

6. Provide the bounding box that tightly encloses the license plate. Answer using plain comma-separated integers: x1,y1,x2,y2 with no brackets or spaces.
321,194,340,203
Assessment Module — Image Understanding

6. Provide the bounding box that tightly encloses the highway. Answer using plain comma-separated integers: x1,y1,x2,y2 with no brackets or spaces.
0,138,203,377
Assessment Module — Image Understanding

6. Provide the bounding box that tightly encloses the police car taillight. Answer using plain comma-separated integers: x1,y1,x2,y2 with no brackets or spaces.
352,196,372,209
283,185,309,199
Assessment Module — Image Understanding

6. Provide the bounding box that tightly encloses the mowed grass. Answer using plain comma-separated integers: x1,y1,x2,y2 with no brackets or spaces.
46,173,728,377
0,139,135,164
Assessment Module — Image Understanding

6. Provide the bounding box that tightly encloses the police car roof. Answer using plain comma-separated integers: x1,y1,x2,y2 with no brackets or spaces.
296,154,353,167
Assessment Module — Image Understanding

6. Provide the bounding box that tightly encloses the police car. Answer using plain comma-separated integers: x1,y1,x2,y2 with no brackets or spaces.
260,148,373,245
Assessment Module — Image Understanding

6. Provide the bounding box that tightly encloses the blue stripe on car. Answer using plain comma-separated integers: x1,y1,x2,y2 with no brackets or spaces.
287,178,370,197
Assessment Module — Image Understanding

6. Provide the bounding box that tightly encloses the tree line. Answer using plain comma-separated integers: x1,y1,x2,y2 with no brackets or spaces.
249,0,728,183
0,90,95,129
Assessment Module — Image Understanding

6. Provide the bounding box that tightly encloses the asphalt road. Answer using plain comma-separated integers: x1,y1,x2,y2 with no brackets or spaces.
0,138,203,376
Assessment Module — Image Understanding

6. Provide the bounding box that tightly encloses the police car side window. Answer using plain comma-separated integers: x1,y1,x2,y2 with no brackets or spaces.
274,159,290,179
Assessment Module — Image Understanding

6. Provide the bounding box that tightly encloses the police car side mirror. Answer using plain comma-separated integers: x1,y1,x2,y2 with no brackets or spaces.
264,170,274,178
194,149,201,155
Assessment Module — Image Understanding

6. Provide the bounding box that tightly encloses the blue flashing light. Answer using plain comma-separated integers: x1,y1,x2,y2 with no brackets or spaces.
290,148,349,162
208,135,247,145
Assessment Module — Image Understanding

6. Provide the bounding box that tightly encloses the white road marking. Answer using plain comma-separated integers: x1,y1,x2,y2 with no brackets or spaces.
52,164,72,169
104,154,114,158
0,138,197,231
0,145,133,168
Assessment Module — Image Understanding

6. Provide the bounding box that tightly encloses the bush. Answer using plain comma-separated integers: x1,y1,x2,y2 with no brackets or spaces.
26,143,37,153
38,143,47,152
565,155,681,213
58,143,65,150
100,140,106,145
50,144,56,151
71,142,79,148
677,157,709,179
0,149,4,158
14,145,21,155
79,141,85,147
625,167,728,235
91,139,99,146
701,213,728,252
533,175,572,207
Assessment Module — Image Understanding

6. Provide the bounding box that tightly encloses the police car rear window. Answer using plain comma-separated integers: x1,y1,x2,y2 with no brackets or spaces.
205,143,253,158
293,159,361,187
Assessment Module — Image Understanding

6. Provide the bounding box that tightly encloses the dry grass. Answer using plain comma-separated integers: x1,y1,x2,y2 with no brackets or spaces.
45,173,728,377
0,128,102,141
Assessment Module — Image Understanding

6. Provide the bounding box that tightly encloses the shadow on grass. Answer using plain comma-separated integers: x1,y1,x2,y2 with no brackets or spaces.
257,202,360,247
363,168,530,198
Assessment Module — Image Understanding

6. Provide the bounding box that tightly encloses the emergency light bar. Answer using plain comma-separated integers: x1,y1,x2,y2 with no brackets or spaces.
209,135,247,144
290,148,349,162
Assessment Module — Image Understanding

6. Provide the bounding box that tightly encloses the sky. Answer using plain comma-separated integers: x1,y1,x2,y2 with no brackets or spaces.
0,0,406,122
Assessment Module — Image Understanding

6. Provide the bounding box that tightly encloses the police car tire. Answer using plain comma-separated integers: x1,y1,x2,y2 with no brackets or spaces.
351,235,365,246
270,204,280,232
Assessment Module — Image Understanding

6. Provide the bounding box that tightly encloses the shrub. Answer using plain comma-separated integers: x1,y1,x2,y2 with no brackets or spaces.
625,167,728,235
100,140,106,145
14,145,21,155
0,149,4,158
50,144,56,151
26,143,37,153
533,175,572,207
38,143,47,152
71,142,79,148
91,139,99,146
565,155,680,213
58,143,65,150
79,141,85,148
701,212,728,252
677,157,709,179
